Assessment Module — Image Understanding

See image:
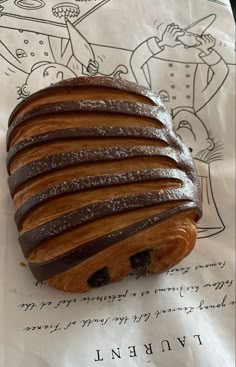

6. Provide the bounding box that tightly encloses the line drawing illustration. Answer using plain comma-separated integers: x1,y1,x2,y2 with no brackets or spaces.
208,0,227,6
0,3,232,238
130,14,229,115
173,110,225,238
130,13,229,238
52,3,80,18
0,0,128,97
14,0,45,10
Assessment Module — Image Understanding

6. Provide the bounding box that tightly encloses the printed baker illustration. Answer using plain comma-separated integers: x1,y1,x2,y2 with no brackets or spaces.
130,13,227,237
0,0,229,237
0,0,128,97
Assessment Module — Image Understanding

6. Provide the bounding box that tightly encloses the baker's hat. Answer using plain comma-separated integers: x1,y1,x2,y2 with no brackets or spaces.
184,14,216,35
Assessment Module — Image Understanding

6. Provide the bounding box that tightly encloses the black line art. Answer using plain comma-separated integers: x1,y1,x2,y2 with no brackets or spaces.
0,0,111,37
208,0,227,6
0,6,232,238
173,111,225,238
14,0,45,10
129,13,230,238
52,3,80,19
130,14,229,115
73,0,111,27
0,0,128,95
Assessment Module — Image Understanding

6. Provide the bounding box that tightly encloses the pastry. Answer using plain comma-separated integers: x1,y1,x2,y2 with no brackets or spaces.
6,76,202,292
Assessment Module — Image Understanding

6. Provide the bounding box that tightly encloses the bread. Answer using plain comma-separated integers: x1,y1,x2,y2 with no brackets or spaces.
6,76,202,292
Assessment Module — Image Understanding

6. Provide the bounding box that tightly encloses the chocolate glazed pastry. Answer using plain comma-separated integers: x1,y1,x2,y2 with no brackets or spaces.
6,76,202,293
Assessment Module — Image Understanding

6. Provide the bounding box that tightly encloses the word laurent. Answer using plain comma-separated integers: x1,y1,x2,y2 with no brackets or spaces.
93,334,203,363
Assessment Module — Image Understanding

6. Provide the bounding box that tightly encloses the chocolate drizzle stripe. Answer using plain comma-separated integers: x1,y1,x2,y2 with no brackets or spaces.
8,76,164,126
7,127,169,170
9,146,178,196
19,186,196,257
28,202,198,281
15,168,189,229
7,100,171,149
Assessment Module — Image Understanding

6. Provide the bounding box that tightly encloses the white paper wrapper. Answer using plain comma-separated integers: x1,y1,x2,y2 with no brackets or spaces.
0,1,235,366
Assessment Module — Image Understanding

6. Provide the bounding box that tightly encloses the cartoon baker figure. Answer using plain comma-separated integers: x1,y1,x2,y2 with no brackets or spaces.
130,14,229,115
130,14,228,238
0,1,127,98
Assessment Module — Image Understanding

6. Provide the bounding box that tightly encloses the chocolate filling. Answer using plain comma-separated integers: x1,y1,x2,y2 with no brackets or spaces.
8,76,164,126
14,168,187,228
28,203,199,281
7,100,171,149
87,267,110,288
19,187,195,257
7,126,169,170
130,250,152,270
9,146,179,196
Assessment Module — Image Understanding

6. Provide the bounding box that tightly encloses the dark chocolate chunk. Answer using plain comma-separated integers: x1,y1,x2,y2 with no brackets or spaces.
87,267,110,288
130,250,151,270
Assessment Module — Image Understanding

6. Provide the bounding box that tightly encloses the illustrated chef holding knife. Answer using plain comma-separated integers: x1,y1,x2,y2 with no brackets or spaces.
130,14,228,238
130,14,229,116
0,0,127,97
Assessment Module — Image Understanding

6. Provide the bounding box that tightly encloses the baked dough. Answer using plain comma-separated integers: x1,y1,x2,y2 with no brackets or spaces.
7,76,202,292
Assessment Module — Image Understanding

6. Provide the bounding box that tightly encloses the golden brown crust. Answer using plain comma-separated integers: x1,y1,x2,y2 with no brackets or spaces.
8,76,160,125
47,211,197,293
13,157,176,209
7,76,202,293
